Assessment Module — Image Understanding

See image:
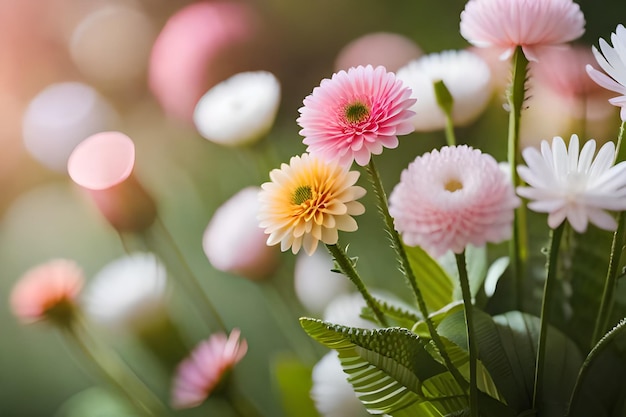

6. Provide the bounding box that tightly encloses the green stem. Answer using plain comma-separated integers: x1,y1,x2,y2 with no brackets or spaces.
326,243,388,327
591,121,626,346
532,223,565,411
261,282,319,363
592,212,626,347
615,121,626,163
443,113,457,147
365,158,468,392
455,252,478,417
142,216,227,332
63,315,169,416
433,79,456,147
507,46,530,311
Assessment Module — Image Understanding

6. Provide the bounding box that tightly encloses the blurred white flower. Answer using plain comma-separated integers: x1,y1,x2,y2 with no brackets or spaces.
311,351,370,417
323,292,378,330
294,250,350,315
396,50,492,131
203,186,279,280
22,82,117,172
194,71,281,146
83,252,167,330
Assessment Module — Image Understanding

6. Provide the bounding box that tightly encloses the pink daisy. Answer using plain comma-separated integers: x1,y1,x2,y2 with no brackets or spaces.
388,145,520,257
171,329,248,409
10,259,84,324
460,0,585,62
297,65,416,167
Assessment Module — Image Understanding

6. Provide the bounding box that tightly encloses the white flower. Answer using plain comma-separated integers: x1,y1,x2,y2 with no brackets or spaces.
586,24,626,121
193,71,281,146
517,135,626,232
22,82,117,172
396,50,492,131
83,252,167,329
294,250,350,314
311,351,370,417
203,186,278,280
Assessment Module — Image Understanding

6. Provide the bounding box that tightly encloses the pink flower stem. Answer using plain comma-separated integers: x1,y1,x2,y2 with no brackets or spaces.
455,251,478,417
591,121,626,346
365,158,469,392
62,314,170,416
506,46,530,311
532,222,565,412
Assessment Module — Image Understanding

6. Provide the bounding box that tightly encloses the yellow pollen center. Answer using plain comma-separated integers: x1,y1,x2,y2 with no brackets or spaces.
344,102,370,123
444,179,463,192
292,185,313,205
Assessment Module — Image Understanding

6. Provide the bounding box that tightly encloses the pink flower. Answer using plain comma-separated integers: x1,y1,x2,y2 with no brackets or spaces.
67,131,157,232
389,145,520,257
203,186,279,281
297,65,416,167
10,259,84,324
460,0,585,62
171,329,248,409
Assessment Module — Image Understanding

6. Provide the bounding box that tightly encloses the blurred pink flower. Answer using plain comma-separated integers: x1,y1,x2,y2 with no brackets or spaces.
586,24,626,121
258,154,366,255
334,32,423,73
67,131,157,232
297,65,415,167
203,187,279,281
171,329,248,409
389,145,519,257
517,135,626,233
148,1,259,123
10,259,84,324
460,0,585,62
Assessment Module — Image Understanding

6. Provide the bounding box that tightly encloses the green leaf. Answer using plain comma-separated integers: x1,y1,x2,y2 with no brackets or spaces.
272,354,319,417
437,310,582,416
404,244,455,312
437,245,488,301
567,319,626,417
412,301,464,339
300,318,468,415
361,297,422,329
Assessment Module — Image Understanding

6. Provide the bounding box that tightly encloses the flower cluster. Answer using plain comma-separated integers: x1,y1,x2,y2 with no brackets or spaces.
11,0,626,417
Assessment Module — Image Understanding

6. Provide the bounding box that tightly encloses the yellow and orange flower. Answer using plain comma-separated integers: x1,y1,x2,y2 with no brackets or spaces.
258,153,366,255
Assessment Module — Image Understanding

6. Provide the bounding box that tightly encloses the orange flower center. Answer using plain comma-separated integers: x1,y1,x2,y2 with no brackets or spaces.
444,178,463,192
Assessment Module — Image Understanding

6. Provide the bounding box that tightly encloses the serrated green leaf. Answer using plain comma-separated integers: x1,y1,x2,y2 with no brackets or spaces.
300,318,469,415
404,244,455,312
361,298,422,329
567,319,626,417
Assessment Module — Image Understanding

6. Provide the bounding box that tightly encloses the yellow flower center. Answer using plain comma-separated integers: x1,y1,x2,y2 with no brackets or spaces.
292,185,313,205
444,179,463,192
344,102,370,124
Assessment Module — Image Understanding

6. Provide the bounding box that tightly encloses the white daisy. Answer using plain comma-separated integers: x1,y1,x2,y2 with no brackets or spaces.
193,71,281,146
396,50,492,131
294,250,350,314
586,24,626,121
517,135,626,232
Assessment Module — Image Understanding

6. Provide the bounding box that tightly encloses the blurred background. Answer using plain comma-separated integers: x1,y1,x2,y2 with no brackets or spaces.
1,0,625,416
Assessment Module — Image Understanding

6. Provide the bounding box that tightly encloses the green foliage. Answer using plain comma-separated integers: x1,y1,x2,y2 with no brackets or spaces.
567,320,626,417
404,244,455,312
272,355,319,417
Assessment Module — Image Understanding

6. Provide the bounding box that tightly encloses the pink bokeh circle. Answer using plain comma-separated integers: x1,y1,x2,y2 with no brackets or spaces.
67,131,135,190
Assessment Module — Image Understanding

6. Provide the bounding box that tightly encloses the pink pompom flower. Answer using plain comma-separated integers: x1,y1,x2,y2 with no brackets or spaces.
460,0,585,62
389,145,520,257
297,65,416,167
171,329,248,409
586,24,626,121
10,259,85,324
